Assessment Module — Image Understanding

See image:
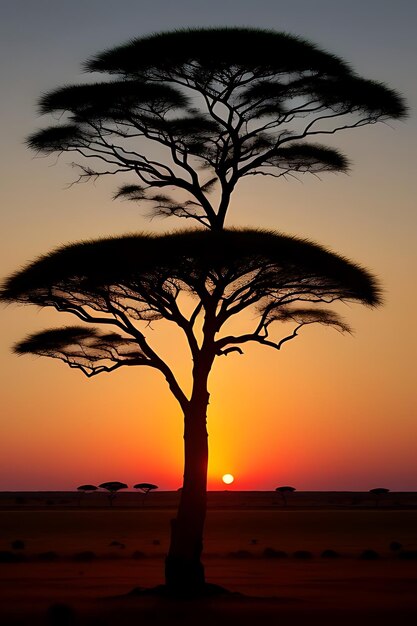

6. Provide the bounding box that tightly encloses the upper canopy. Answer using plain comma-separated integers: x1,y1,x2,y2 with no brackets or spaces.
85,27,351,77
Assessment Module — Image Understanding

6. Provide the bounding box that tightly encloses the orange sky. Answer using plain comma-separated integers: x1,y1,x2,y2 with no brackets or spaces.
1,1,416,491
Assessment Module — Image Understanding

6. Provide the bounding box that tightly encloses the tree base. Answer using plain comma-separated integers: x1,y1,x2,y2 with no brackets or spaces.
164,554,205,592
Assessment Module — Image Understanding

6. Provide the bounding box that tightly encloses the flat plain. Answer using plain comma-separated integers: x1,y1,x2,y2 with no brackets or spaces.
1,491,416,625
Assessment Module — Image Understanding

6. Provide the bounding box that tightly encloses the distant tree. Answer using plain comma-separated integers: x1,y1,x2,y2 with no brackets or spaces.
134,482,158,495
275,485,296,506
1,28,405,595
134,482,158,505
99,481,128,506
76,484,98,506
369,487,390,508
77,484,98,493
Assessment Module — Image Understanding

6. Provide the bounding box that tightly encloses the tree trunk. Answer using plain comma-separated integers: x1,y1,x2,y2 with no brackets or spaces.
165,358,211,593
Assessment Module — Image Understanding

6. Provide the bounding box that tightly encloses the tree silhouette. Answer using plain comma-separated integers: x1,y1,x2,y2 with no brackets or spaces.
98,481,128,506
76,484,98,506
2,228,380,588
134,483,158,505
275,485,296,506
369,487,390,508
77,484,98,492
26,28,406,231
1,28,405,594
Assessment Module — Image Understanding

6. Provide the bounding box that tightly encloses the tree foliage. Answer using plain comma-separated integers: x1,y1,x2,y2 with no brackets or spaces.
276,485,296,505
77,484,98,492
134,483,158,493
98,481,127,506
26,28,406,229
1,229,380,398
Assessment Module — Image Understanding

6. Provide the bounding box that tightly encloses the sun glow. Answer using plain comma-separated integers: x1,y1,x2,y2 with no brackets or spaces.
222,473,234,485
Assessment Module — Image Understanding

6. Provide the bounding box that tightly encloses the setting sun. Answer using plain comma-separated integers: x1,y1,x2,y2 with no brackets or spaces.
222,474,234,485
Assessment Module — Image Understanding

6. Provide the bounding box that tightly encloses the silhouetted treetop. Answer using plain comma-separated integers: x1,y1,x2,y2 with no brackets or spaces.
85,28,351,76
27,27,406,230
85,27,404,118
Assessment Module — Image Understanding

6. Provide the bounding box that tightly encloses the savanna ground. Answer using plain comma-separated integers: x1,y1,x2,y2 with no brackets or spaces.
1,491,417,625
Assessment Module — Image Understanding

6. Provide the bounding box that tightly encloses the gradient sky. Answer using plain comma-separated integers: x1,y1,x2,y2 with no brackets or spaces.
1,0,416,491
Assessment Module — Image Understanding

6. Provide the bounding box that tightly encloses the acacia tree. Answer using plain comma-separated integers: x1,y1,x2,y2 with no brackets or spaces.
99,481,128,506
276,486,296,506
1,28,405,594
1,228,380,588
134,483,159,501
76,483,98,506
369,487,390,508
27,28,405,230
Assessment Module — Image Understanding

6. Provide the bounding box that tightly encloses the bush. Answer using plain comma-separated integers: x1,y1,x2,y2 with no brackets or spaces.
132,550,146,559
321,549,340,559
360,549,380,560
73,551,96,562
293,550,313,559
38,551,59,561
0,551,22,563
398,550,417,560
109,541,125,549
263,547,288,559
229,550,254,559
46,603,75,626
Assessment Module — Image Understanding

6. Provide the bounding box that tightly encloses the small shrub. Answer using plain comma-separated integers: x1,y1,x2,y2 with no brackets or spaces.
389,541,402,552
293,550,313,559
105,552,123,560
229,549,254,559
398,550,417,560
73,551,96,562
360,549,380,560
321,549,340,559
11,539,25,550
46,603,75,626
38,551,59,562
132,550,146,559
0,551,22,563
109,541,125,549
263,547,288,559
